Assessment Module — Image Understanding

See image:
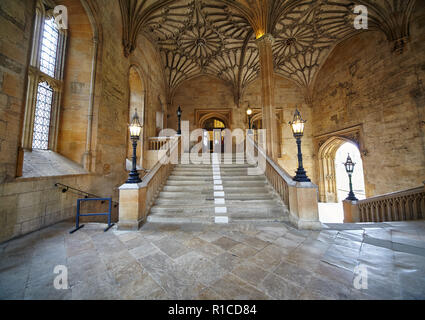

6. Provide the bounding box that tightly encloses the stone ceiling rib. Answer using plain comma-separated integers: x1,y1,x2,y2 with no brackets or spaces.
119,0,417,102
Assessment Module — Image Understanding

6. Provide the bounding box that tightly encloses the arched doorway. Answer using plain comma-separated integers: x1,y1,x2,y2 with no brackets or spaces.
126,66,145,170
335,142,366,202
317,136,366,223
202,117,226,152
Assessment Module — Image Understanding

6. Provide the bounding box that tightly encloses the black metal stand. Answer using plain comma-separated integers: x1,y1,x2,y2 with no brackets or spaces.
70,198,115,233
345,174,358,201
293,137,311,182
126,138,141,183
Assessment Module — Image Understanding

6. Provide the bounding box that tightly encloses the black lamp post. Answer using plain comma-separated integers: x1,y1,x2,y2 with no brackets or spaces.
126,108,142,184
343,153,358,201
177,106,182,134
289,109,311,182
246,106,253,134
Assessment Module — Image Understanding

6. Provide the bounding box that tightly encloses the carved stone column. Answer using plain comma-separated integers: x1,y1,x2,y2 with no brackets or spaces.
256,34,279,160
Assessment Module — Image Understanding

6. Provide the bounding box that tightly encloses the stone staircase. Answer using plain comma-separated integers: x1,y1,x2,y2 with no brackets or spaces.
147,153,289,224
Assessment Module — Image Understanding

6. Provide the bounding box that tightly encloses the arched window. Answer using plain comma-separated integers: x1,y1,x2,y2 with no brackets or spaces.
22,1,67,151
126,66,145,171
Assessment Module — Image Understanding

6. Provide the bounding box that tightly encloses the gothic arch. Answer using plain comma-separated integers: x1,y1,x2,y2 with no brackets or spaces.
199,113,230,129
126,65,146,169
317,136,362,203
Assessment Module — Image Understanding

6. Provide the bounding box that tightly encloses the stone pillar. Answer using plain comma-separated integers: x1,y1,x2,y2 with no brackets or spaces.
343,199,360,223
288,182,322,230
118,183,146,230
256,34,279,160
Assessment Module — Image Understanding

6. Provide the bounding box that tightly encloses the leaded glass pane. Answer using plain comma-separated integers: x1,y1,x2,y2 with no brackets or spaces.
40,17,59,78
32,82,53,150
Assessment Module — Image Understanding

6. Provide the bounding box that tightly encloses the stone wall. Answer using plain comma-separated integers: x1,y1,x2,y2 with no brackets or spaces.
0,0,167,243
130,34,168,168
312,2,425,196
168,75,241,132
57,0,94,165
0,0,34,183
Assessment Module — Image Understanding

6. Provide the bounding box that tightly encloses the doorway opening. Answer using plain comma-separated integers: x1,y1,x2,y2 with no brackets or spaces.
318,137,366,223
203,118,226,153
335,142,366,203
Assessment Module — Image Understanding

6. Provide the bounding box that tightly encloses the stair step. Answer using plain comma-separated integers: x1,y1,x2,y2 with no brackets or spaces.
168,175,265,181
165,180,267,187
147,215,288,224
155,198,278,205
147,153,287,225
157,192,274,199
162,186,272,193
150,204,283,214
175,164,256,169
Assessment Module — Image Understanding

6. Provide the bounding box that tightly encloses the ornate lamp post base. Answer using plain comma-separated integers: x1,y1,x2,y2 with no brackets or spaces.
126,171,141,184
293,168,311,182
345,193,358,201
126,138,141,184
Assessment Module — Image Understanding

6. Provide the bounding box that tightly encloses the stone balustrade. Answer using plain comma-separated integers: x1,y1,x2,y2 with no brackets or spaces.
148,136,172,151
344,184,425,223
118,135,180,230
247,134,321,230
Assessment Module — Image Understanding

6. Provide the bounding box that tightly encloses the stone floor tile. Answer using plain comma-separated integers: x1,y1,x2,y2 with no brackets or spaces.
242,236,270,250
198,287,226,300
211,273,270,300
229,243,258,258
231,262,269,287
198,231,223,243
129,241,159,260
305,276,353,300
259,273,303,300
152,236,189,259
213,252,243,272
246,244,286,271
174,251,228,286
197,242,225,258
212,236,240,251
1,220,425,300
273,261,313,287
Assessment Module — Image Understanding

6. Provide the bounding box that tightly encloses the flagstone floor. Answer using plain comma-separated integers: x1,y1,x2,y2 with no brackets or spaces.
1,220,425,300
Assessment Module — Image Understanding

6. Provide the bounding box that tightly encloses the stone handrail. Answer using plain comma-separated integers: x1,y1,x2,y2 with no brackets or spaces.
246,134,321,230
246,134,294,208
357,186,425,222
148,136,172,151
118,135,180,230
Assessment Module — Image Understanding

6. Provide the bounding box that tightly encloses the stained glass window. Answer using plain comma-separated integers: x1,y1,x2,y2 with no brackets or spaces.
32,82,53,150
31,16,60,150
39,17,59,78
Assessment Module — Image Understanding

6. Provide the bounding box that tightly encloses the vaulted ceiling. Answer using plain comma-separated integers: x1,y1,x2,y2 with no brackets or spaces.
119,0,416,103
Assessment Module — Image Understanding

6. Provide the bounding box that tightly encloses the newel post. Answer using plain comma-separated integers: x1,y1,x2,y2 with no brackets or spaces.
287,182,322,230
118,183,147,230
343,199,360,223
